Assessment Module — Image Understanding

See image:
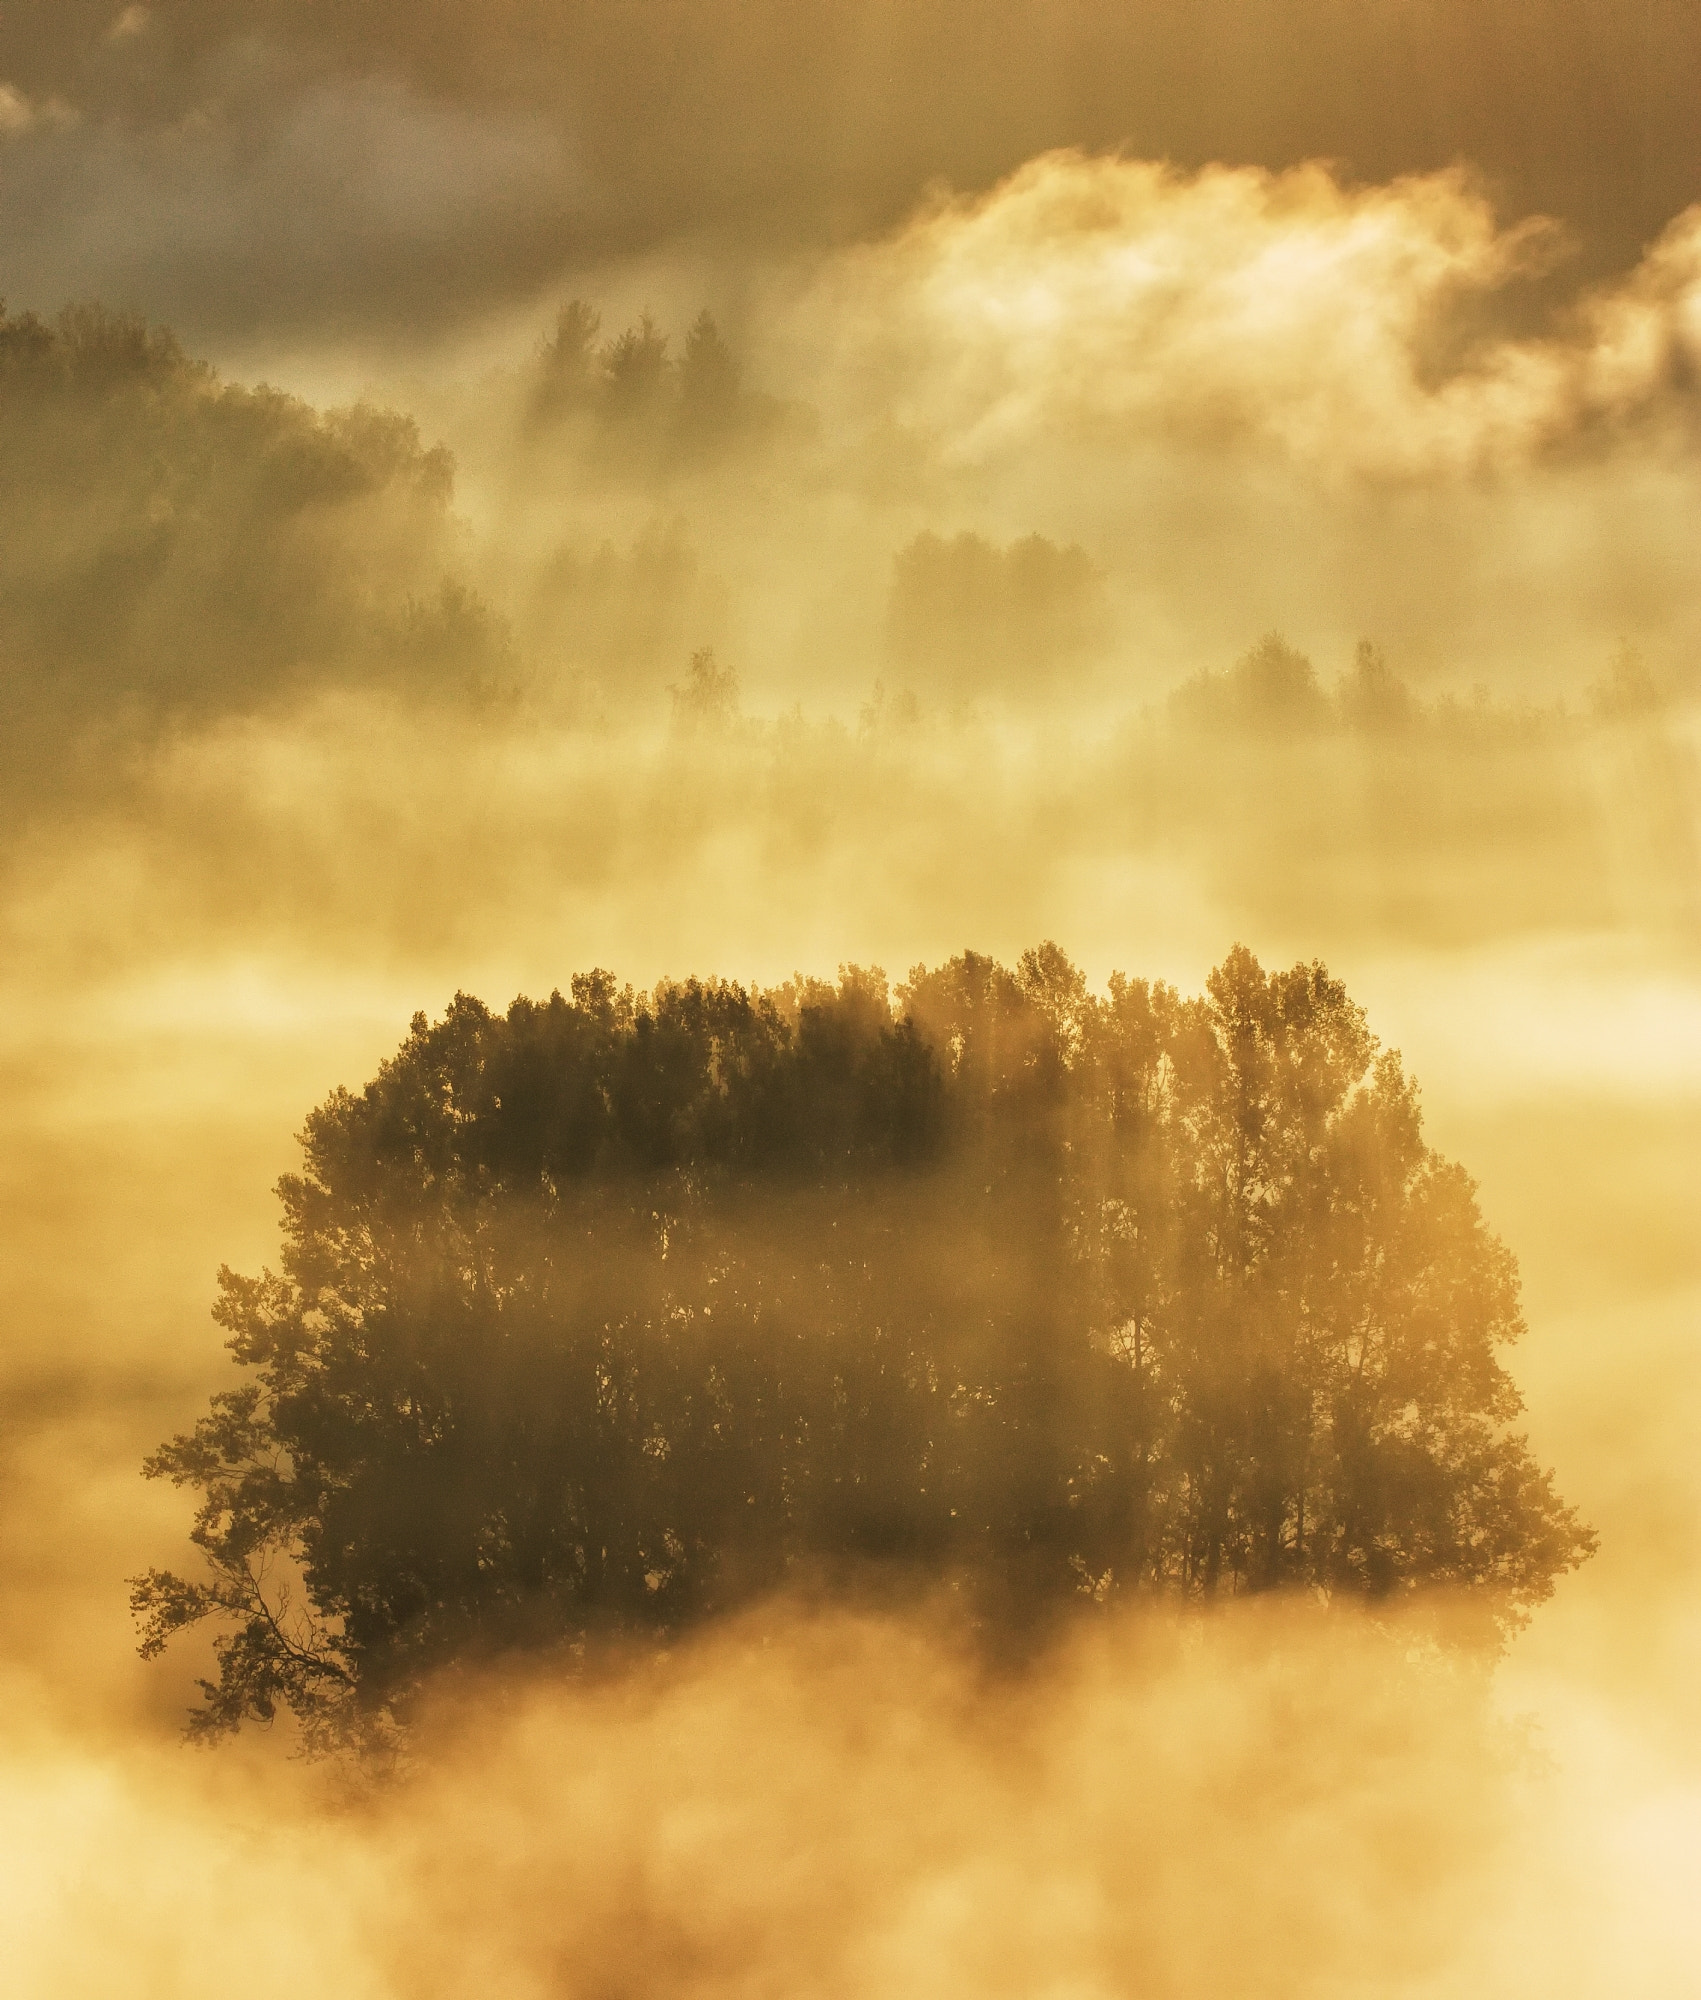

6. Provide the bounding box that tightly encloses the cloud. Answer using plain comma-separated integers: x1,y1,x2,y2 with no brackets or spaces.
0,58,580,342
783,154,1701,480
0,82,74,137
6,3,1701,343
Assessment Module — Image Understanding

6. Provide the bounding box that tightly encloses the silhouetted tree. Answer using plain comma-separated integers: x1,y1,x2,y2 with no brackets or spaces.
1338,639,1417,733
669,646,740,732
678,310,741,431
1172,633,1333,736
532,299,602,417
524,299,790,467
601,312,670,414
134,949,1594,1744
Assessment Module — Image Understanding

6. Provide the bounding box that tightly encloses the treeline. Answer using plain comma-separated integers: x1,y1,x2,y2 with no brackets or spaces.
1173,633,1679,741
528,301,784,451
0,302,511,803
136,946,1593,1744
885,530,1108,693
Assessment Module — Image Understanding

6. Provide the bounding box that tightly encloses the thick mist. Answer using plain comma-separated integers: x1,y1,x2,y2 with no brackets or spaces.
1,57,1697,1999
11,1603,1700,2000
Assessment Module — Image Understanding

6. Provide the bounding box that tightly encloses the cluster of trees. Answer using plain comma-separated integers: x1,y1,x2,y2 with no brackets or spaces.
529,302,779,453
885,531,1109,695
135,946,1593,1743
1171,635,1450,739
669,646,743,732
0,302,511,807
1170,633,1677,743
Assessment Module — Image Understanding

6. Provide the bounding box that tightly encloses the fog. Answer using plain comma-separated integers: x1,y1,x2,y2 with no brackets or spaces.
10,1605,1700,2000
2,12,1698,1990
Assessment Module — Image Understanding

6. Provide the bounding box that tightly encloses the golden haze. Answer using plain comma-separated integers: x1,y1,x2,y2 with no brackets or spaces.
1,10,1698,1993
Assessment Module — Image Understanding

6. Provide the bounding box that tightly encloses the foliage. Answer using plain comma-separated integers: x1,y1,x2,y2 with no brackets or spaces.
134,946,1594,1741
0,301,508,805
528,299,780,459
885,530,1106,692
669,646,742,733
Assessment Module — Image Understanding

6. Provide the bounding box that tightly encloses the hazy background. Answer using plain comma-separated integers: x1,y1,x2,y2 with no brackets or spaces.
2,4,1697,1993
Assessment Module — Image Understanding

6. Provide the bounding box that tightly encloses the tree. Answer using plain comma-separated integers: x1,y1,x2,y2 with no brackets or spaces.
531,299,602,417
600,312,670,413
134,949,1594,1744
669,646,741,733
678,309,741,430
1170,632,1333,737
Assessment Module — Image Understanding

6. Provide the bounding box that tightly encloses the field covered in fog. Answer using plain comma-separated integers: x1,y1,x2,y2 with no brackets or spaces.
3,7,1699,1994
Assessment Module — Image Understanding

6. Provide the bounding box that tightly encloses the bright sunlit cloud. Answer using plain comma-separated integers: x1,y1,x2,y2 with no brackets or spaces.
785,154,1701,478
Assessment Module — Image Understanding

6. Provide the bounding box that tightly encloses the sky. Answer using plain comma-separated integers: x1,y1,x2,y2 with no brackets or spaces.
4,0,1700,346
1,5,1698,1995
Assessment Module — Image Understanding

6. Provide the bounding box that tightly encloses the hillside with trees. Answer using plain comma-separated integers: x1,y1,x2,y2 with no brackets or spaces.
0,302,511,812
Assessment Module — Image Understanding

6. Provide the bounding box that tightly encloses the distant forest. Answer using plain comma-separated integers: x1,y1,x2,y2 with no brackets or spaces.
135,946,1594,1745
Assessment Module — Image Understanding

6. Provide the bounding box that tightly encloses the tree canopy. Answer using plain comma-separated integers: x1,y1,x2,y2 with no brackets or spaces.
527,300,781,469
134,946,1594,1743
0,301,510,814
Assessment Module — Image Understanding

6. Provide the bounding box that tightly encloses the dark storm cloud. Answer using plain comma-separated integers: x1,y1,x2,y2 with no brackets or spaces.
0,42,583,339
3,2,1700,342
